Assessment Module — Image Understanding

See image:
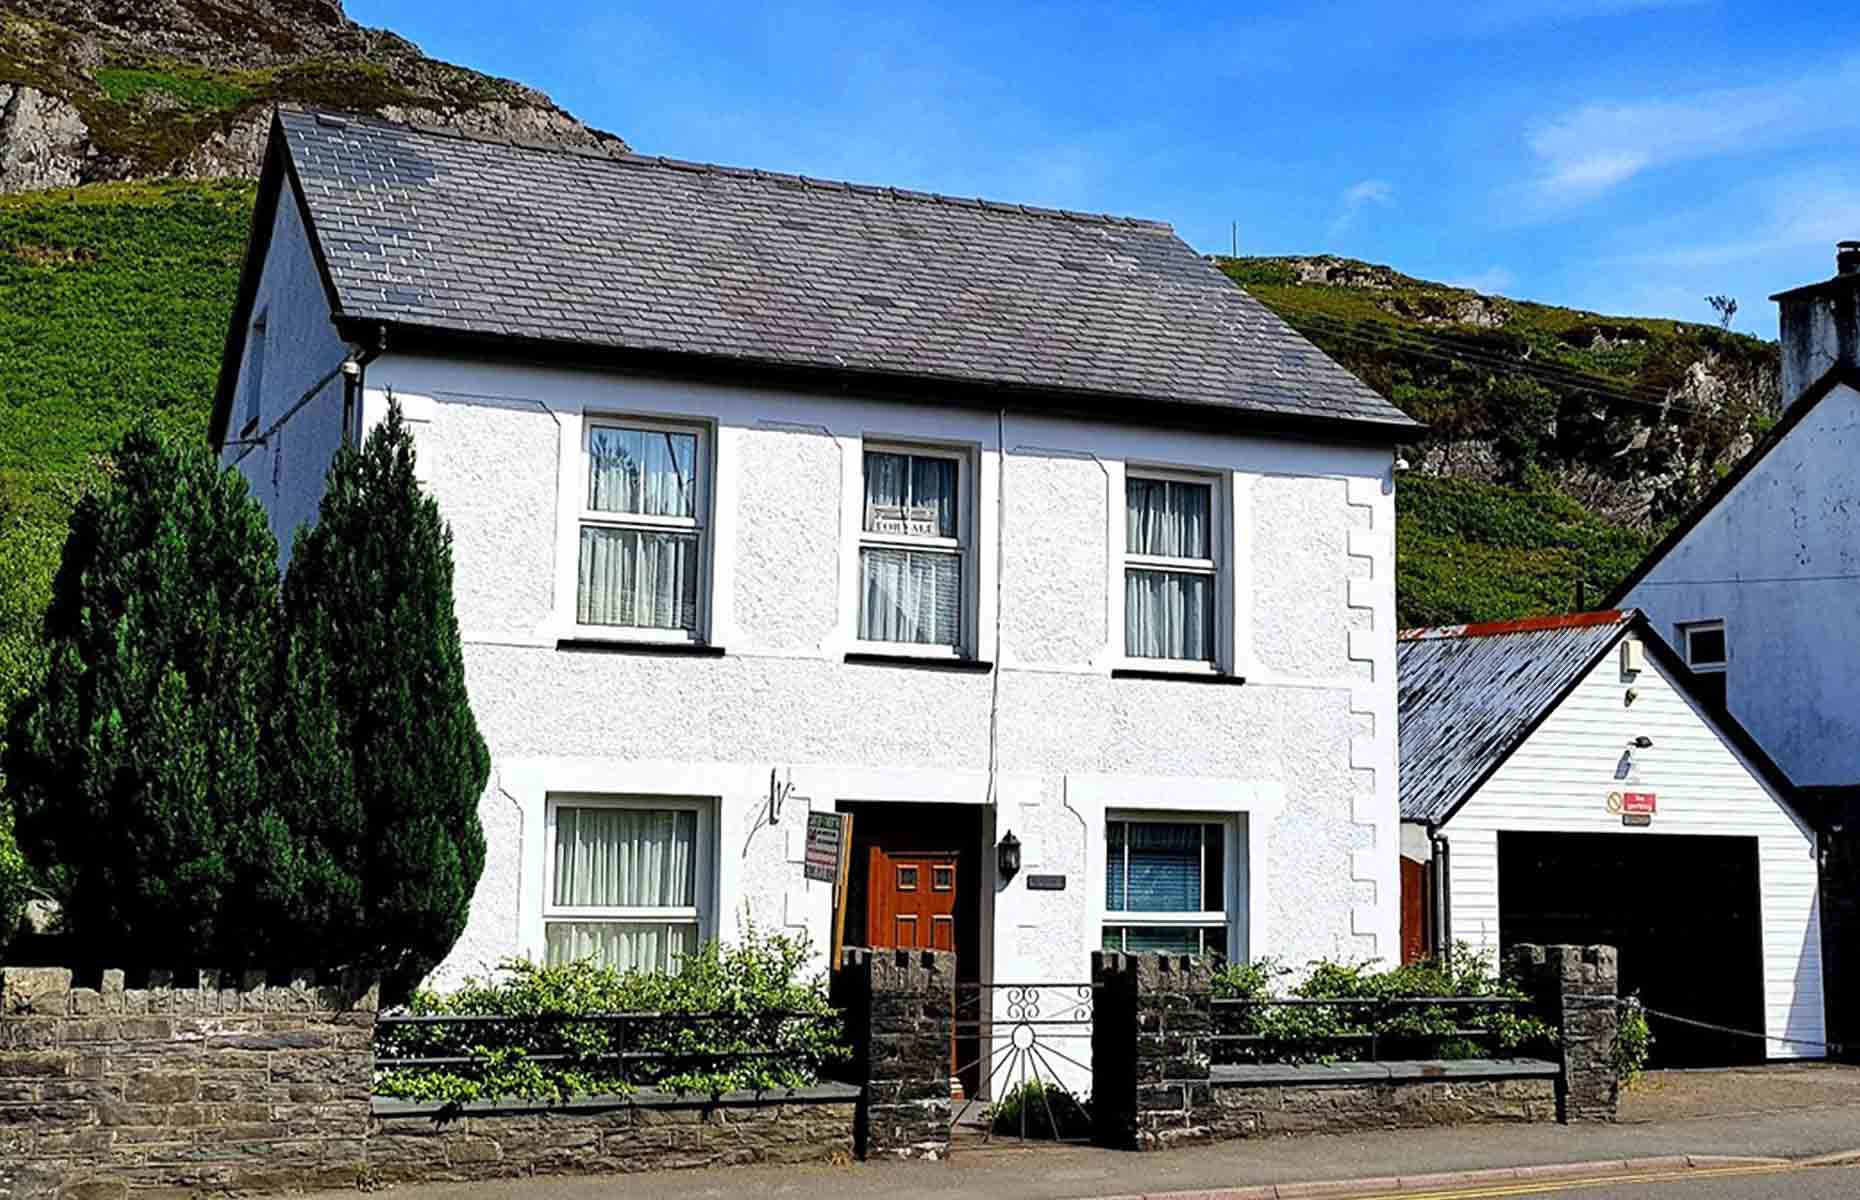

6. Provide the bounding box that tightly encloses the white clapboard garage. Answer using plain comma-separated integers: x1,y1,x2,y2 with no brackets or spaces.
1397,610,1826,1066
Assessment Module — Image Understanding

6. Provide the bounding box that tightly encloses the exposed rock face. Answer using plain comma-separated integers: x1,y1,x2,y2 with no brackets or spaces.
0,0,629,192
0,84,89,190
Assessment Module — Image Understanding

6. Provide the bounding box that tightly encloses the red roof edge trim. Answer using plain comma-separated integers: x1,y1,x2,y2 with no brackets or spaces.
1398,609,1631,642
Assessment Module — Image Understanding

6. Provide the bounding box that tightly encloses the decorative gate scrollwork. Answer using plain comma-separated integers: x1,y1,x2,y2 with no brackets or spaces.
949,980,1094,1145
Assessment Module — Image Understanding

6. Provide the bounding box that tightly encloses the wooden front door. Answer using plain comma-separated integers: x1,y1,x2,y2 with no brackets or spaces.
866,847,958,951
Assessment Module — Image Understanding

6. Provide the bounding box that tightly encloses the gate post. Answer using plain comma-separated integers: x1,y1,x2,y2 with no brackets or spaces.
1093,952,1213,1150
838,947,954,1160
1510,943,1619,1123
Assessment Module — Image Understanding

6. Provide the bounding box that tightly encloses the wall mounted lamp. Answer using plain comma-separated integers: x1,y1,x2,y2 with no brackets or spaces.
997,831,1022,882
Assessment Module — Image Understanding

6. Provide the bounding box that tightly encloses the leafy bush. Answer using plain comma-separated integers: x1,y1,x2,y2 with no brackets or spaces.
0,802,29,954
272,401,489,1004
988,1080,1090,1140
375,929,847,1105
1209,946,1555,1064
1615,993,1653,1086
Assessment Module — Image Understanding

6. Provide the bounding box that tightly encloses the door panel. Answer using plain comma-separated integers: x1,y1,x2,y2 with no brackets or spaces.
868,847,959,951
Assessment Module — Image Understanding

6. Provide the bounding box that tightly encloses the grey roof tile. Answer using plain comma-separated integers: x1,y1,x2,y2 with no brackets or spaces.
278,110,1417,432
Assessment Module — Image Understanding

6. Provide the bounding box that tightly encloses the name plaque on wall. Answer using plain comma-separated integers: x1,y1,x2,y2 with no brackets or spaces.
1026,874,1067,891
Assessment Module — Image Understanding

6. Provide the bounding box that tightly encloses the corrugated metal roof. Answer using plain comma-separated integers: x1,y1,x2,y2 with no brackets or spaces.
1397,611,1633,825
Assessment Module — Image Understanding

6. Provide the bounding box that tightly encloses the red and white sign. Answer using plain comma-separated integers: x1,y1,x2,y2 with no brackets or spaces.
1606,791,1657,816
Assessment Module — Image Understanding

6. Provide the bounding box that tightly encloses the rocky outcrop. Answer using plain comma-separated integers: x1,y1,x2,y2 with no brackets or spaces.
0,0,629,192
0,84,89,190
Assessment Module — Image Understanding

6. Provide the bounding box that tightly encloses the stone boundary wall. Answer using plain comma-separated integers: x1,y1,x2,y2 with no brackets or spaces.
833,947,953,1161
1203,1060,1557,1138
1510,943,1620,1122
1092,950,1603,1151
0,966,378,1199
368,1085,860,1181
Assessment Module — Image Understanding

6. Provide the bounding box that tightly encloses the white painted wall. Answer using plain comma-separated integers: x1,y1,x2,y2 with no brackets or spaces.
342,351,1400,994
1621,383,1860,787
211,198,1404,1004
1442,634,1825,1058
219,186,351,566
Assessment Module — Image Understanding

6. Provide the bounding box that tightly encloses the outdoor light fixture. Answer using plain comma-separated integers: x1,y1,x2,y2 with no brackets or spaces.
997,831,1022,882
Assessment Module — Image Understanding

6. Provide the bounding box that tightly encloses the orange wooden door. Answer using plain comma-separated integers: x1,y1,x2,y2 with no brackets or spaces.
866,847,958,951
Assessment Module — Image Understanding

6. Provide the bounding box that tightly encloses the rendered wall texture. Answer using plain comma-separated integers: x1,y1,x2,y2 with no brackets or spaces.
235,338,1399,990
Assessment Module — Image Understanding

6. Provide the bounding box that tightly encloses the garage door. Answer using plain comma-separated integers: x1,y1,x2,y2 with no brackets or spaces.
1497,831,1765,1067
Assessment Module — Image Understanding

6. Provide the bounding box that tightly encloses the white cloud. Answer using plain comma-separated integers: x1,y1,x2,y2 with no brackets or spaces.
1446,266,1517,295
1330,179,1394,237
1604,178,1860,269
1522,60,1860,210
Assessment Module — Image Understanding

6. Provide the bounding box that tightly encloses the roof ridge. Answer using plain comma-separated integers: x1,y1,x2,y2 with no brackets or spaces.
286,106,1176,233
1398,610,1630,641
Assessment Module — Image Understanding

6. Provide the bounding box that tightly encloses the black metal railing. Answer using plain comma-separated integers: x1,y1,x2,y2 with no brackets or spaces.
1206,995,1541,1065
374,1009,846,1097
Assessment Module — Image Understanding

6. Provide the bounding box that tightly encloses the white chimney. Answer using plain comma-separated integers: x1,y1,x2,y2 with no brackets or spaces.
1773,241,1860,403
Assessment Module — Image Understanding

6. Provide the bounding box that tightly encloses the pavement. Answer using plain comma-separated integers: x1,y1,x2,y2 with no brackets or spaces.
315,1066,1860,1200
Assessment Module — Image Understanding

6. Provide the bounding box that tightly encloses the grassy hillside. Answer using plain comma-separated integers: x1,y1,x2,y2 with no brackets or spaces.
1395,474,1653,628
0,179,249,709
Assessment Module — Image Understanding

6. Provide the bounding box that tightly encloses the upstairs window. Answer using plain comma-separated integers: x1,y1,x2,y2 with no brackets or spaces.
859,447,966,651
1125,474,1217,662
1104,817,1231,957
1682,619,1728,707
241,308,268,436
577,420,706,635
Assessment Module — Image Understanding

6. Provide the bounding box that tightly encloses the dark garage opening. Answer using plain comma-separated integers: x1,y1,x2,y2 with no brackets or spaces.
1498,831,1766,1067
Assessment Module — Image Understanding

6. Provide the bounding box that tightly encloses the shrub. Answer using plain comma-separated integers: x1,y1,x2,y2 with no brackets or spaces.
987,1080,1090,1140
0,803,29,953
375,930,846,1105
1209,945,1555,1064
274,401,489,1003
1615,993,1653,1086
2,425,279,967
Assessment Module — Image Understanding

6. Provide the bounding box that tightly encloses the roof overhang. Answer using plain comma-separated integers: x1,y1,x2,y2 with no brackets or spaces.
338,315,1427,447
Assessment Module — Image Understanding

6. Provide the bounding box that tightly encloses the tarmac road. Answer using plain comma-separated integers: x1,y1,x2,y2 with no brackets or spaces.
1344,1160,1860,1199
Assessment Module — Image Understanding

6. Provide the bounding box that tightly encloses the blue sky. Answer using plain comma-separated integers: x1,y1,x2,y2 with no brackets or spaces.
350,0,1856,336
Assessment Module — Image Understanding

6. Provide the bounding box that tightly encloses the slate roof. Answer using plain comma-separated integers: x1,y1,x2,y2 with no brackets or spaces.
256,108,1417,437
1397,611,1633,825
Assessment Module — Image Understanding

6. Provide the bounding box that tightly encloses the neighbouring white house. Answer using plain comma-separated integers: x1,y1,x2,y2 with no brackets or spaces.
1604,242,1860,1062
209,111,1420,1076
1396,610,1825,1067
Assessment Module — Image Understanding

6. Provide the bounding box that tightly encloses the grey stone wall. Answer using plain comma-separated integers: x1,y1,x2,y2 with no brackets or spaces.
835,948,953,1160
368,1087,859,1181
0,966,378,1198
1205,1062,1556,1137
1091,952,1214,1150
1510,943,1620,1122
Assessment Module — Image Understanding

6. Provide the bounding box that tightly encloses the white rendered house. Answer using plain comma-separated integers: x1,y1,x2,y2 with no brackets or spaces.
211,111,1419,1032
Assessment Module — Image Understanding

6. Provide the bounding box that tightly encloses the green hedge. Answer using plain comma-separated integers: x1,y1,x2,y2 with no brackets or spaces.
375,930,847,1105
1210,947,1555,1064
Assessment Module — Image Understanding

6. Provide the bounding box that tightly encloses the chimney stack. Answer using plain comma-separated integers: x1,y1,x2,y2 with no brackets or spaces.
1773,242,1860,404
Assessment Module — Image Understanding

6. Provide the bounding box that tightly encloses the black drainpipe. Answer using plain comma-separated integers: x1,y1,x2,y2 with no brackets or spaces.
341,324,388,446
1429,824,1452,962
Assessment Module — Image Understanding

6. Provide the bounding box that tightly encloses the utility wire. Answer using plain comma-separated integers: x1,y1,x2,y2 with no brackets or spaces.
1273,310,1718,418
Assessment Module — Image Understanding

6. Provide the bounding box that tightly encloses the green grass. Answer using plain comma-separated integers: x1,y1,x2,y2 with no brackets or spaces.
1396,474,1655,628
93,66,256,111
0,179,252,712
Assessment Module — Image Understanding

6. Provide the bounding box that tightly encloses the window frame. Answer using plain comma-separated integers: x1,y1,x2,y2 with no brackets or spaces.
571,415,714,644
1681,619,1727,673
241,306,268,437
1101,810,1237,959
1121,466,1226,672
854,441,974,658
541,794,716,966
